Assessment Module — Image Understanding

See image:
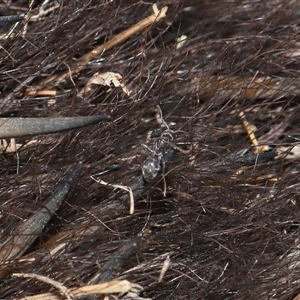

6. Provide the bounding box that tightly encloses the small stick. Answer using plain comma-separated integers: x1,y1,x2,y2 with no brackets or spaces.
13,273,143,299
42,4,168,86
238,110,258,147
13,273,73,300
90,176,135,214
158,255,170,282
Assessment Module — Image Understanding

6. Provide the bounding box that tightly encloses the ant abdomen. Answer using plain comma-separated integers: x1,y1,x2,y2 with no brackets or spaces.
142,155,161,182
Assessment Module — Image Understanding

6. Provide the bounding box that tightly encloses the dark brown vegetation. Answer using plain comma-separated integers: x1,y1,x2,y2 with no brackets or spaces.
1,0,300,299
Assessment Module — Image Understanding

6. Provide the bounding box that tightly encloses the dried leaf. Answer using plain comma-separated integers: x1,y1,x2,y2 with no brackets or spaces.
81,72,130,96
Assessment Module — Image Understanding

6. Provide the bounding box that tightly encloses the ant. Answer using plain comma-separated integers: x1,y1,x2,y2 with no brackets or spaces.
141,106,189,195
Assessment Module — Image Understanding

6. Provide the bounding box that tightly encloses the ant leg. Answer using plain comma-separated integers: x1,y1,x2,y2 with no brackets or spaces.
156,105,169,130
164,140,191,154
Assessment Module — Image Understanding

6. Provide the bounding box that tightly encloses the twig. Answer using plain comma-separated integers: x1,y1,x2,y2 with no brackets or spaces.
90,176,135,214
41,4,168,86
13,273,73,300
13,273,143,300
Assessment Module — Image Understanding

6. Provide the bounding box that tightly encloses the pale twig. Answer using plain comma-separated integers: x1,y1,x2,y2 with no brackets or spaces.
13,273,73,300
13,273,143,300
158,255,170,282
41,4,168,86
90,176,135,214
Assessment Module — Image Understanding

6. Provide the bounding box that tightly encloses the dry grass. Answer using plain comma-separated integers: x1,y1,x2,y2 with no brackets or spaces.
0,0,300,299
